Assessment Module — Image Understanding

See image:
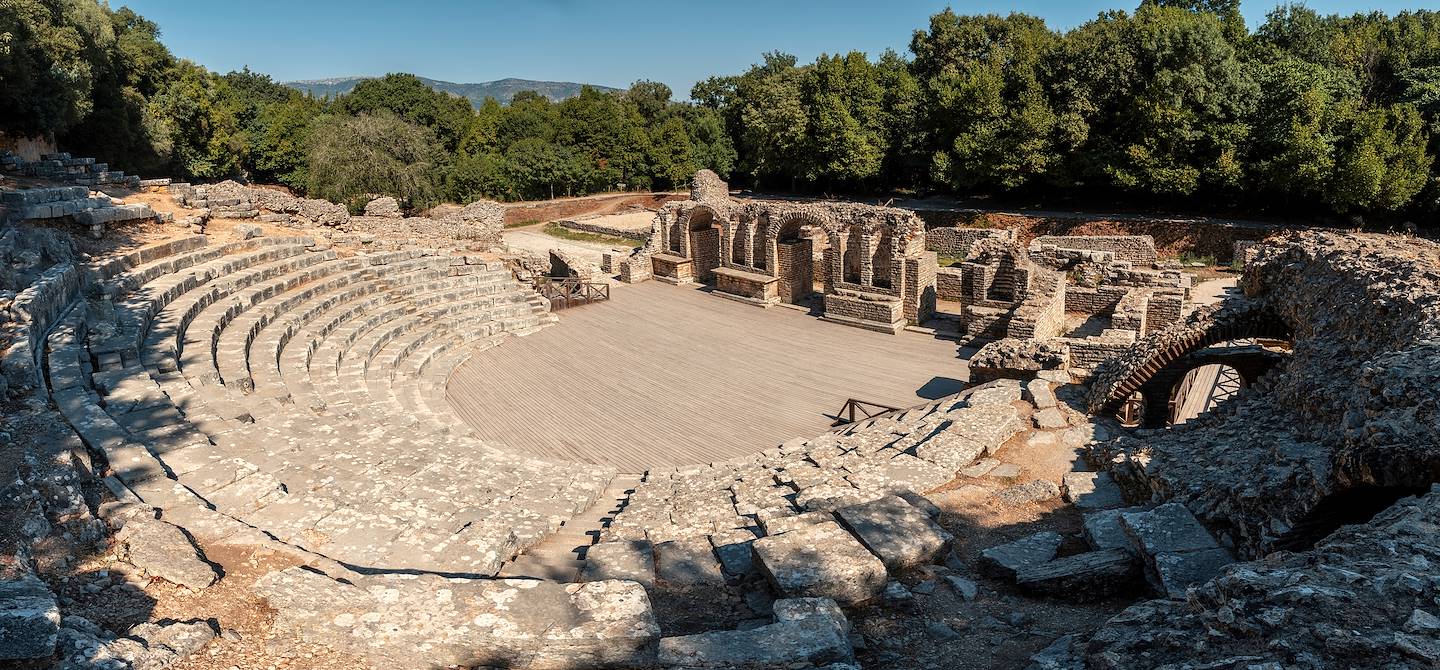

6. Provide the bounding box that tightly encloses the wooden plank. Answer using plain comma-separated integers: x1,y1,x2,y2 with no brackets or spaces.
445,281,969,473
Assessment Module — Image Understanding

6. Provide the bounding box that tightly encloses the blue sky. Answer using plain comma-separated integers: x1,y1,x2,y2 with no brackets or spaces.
123,0,1432,97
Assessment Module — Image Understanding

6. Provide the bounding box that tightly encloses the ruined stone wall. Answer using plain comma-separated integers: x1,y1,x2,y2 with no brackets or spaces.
776,241,812,303
1031,235,1157,265
1110,289,1149,332
1143,290,1184,333
903,253,938,324
1089,232,1440,559
1063,286,1129,315
935,266,963,302
1006,268,1066,339
925,227,1011,257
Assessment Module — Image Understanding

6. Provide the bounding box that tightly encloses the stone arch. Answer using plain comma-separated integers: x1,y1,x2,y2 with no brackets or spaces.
684,204,724,282
770,212,828,305
1092,307,1293,422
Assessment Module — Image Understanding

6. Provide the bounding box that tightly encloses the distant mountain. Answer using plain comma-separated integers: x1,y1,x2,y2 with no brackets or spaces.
281,76,622,106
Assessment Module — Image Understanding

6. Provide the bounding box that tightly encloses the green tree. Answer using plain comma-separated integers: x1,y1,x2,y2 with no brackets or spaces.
338,73,473,152
306,112,441,208
911,11,1062,190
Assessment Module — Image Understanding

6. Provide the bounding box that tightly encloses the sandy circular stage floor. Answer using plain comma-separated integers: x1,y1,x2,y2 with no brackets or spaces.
446,281,970,472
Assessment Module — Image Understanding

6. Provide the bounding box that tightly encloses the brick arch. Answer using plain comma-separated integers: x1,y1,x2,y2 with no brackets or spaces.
1131,347,1287,428
765,210,835,241
1091,304,1293,418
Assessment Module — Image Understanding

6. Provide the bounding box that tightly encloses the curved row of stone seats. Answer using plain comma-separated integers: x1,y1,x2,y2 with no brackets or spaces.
141,240,323,374
2,260,82,395
89,236,314,366
72,236,616,575
605,380,1034,545
272,261,517,410
242,251,457,402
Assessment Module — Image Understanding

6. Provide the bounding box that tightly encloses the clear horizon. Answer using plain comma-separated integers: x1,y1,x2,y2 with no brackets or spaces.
123,0,1430,98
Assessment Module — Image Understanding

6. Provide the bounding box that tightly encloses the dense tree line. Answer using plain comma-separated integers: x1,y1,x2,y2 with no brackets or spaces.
4,0,1439,222
697,2,1440,220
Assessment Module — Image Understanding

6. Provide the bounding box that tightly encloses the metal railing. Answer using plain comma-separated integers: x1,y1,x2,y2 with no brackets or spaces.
830,398,902,427
534,276,610,310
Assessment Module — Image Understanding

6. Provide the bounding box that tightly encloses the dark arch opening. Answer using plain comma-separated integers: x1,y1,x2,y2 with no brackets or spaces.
1168,363,1245,426
1271,485,1429,551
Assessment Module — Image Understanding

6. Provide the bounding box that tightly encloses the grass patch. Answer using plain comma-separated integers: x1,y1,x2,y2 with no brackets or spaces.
505,219,542,229
937,254,966,267
1177,251,1218,266
541,223,638,247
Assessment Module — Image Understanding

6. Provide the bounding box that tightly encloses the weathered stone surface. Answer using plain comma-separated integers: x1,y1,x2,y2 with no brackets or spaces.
657,597,853,668
996,479,1062,505
753,521,888,606
980,531,1062,580
1082,507,1143,553
656,537,725,588
760,510,831,536
835,495,952,570
1061,471,1126,510
255,568,659,670
363,196,403,218
1151,548,1234,599
710,529,757,577
116,516,218,590
1015,549,1140,598
1120,503,1218,556
944,575,978,601
56,616,215,670
1025,379,1058,409
1033,407,1067,430
583,540,655,588
233,223,262,240
914,403,1023,471
0,576,59,660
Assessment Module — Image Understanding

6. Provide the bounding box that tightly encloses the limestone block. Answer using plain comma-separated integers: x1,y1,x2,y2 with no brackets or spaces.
255,569,660,670
655,537,725,588
1025,379,1058,409
1082,507,1144,553
836,495,953,570
363,196,403,218
582,540,656,588
753,521,888,605
0,576,59,660
996,479,1062,505
656,607,853,668
1152,548,1235,599
980,531,1062,581
116,516,218,590
1015,549,1141,597
1062,471,1127,510
1120,503,1219,556
709,529,758,578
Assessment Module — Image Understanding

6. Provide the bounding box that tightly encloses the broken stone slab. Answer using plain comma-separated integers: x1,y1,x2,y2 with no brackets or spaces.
759,510,831,536
710,529,758,578
914,403,1023,471
116,516,218,590
987,463,1023,482
583,540,656,588
961,458,1001,478
996,479,1062,505
0,575,59,660
1120,503,1219,556
753,521,888,606
896,490,942,519
944,575,978,601
254,568,659,670
772,597,851,636
55,616,216,670
835,495,953,571
1062,471,1127,510
1025,379,1058,409
1082,507,1145,554
963,379,1023,407
1033,407,1068,430
655,537,726,588
1152,547,1235,599
1015,549,1141,598
657,597,853,668
233,223,263,239
980,531,1062,581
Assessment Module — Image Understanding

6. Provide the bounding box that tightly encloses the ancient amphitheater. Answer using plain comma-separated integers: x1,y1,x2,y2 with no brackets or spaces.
2,159,1439,670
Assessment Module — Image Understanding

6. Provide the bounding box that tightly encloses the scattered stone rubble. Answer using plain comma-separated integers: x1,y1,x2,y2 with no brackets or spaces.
1,150,142,188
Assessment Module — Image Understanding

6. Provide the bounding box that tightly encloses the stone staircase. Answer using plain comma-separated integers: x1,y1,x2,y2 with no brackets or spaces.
500,474,643,581
1,151,143,188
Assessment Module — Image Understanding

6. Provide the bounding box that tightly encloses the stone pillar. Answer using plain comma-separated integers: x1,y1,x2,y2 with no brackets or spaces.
860,232,875,288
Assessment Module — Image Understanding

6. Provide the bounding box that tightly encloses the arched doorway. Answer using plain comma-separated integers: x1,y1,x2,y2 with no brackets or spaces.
688,207,721,282
775,217,817,304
